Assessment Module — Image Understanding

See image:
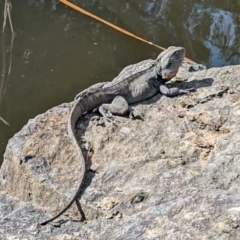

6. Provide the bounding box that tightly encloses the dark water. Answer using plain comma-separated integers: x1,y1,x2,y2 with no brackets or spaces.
1,0,240,165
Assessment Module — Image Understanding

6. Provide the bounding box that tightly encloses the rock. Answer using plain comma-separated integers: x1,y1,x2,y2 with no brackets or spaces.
1,64,240,239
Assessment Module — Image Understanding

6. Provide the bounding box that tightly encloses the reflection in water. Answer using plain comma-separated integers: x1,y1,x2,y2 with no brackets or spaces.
185,4,239,66
0,0,240,165
80,0,240,66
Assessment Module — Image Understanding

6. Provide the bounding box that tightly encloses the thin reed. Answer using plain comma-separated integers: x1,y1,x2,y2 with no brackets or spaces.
0,0,14,126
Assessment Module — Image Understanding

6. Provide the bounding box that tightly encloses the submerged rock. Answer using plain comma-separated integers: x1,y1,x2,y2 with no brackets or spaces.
1,63,240,239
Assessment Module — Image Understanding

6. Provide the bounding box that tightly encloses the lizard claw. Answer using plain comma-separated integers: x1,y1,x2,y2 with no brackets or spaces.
91,114,118,126
91,116,105,126
179,88,196,94
104,112,119,126
129,108,144,120
105,111,114,119
187,88,196,92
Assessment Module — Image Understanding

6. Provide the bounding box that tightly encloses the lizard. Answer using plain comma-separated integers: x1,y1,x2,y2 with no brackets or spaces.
40,46,195,225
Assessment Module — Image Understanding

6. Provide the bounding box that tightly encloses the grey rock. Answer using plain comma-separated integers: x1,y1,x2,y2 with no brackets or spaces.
1,64,240,239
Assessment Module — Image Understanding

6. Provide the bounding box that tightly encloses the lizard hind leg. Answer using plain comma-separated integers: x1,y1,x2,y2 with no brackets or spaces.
99,96,129,122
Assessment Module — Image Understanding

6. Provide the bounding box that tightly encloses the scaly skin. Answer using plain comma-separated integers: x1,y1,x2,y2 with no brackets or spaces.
40,46,194,225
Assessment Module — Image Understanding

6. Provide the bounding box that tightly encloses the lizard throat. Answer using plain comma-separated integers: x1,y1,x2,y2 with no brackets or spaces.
157,73,173,83
157,73,168,83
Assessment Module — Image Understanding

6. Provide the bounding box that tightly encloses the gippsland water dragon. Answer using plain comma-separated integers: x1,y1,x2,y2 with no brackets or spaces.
40,46,195,225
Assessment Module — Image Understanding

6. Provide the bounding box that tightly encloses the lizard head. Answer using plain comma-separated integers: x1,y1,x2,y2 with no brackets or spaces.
157,46,185,81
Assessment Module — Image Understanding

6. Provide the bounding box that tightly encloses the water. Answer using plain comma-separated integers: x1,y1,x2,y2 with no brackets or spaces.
1,0,240,165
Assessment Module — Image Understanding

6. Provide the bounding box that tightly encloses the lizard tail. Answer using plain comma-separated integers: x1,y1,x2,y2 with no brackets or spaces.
40,101,86,225
40,88,115,225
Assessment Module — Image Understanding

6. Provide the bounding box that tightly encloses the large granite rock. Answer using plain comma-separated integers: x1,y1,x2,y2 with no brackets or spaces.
1,63,240,239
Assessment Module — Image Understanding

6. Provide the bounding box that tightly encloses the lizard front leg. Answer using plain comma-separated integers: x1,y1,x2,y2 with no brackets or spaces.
159,84,196,97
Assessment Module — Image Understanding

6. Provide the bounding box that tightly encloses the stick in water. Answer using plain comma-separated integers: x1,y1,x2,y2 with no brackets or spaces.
59,0,196,63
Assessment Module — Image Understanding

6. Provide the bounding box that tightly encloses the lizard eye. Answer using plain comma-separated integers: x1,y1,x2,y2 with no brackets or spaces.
174,51,180,56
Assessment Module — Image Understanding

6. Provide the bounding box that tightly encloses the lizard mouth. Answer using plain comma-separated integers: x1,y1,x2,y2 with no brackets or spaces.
162,72,177,81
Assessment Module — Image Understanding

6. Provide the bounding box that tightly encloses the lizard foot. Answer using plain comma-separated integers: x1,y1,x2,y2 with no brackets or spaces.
91,114,119,126
129,108,144,120
91,116,105,126
104,111,120,126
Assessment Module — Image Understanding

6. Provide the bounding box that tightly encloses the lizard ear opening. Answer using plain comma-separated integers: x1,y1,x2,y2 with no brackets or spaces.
165,62,172,69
